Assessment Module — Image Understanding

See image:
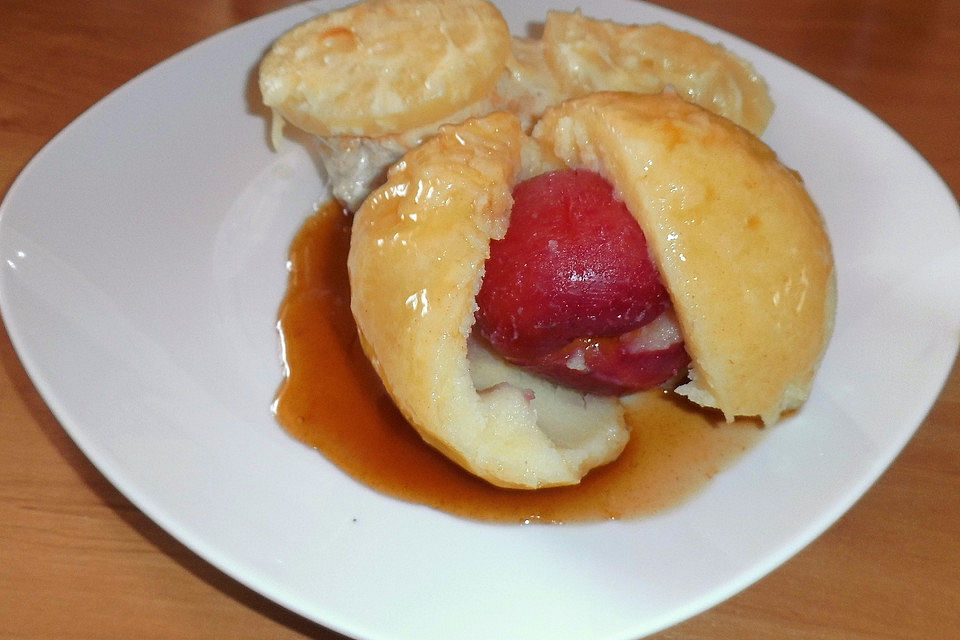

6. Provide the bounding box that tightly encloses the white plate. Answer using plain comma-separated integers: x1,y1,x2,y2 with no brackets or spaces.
2,1,959,638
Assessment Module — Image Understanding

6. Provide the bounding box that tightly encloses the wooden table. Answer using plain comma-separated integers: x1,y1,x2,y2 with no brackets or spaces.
1,1,958,637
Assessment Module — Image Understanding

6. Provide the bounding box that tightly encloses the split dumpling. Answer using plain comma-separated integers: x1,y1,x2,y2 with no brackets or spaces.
348,94,835,488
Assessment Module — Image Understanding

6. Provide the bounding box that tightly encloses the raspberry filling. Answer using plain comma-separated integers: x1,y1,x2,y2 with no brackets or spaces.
475,169,690,395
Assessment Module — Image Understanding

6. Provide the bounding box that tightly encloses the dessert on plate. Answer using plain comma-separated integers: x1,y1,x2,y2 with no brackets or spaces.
261,0,834,490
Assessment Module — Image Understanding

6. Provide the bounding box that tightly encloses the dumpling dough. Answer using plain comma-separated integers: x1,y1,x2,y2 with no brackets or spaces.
259,0,511,138
533,92,835,425
542,10,774,135
348,112,629,489
259,0,514,209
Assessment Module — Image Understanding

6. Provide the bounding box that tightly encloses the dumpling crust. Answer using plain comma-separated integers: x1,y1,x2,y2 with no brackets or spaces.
533,92,835,425
348,112,628,489
542,10,774,135
259,0,511,138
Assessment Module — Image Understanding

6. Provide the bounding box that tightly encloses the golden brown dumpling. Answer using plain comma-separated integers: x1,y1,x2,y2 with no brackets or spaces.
349,93,834,488
533,92,835,425
259,0,511,139
542,10,774,135
348,112,630,489
259,0,514,209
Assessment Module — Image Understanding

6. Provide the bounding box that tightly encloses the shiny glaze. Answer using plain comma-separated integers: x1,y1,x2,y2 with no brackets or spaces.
274,203,764,523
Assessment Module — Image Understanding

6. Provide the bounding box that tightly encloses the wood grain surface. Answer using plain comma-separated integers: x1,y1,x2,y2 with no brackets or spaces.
1,1,958,638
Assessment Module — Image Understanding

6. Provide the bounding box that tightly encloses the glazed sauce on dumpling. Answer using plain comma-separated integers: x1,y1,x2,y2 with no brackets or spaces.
273,202,763,523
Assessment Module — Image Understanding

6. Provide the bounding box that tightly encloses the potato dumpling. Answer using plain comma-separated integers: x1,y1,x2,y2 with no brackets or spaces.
259,0,511,138
543,10,774,135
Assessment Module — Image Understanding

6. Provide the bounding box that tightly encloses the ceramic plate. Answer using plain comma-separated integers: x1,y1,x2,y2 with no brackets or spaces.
2,1,958,639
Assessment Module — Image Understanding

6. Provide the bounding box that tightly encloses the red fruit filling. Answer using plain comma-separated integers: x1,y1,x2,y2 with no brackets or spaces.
474,169,689,395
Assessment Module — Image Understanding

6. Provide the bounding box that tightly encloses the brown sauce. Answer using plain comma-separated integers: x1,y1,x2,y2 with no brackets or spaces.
274,203,764,523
